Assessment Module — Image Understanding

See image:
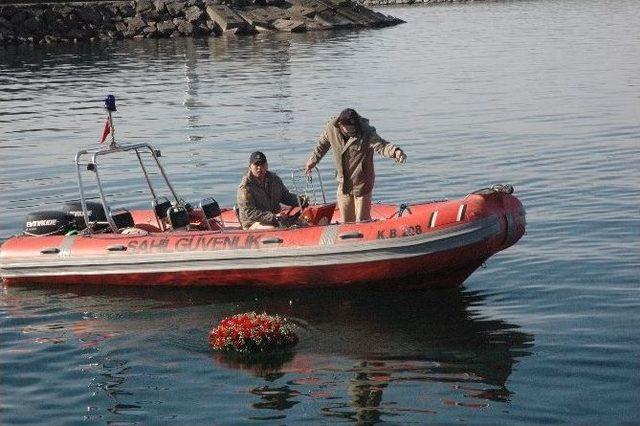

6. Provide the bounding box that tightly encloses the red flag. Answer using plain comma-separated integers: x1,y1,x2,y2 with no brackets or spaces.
99,119,111,144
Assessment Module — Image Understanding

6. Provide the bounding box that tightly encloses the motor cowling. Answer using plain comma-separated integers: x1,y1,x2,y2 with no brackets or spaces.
24,211,77,236
62,201,107,230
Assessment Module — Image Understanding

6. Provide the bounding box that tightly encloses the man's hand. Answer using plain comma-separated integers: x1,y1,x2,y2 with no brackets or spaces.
304,160,315,175
299,194,310,208
394,149,407,164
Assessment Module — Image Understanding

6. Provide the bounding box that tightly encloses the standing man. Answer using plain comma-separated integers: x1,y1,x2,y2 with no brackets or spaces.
237,151,306,230
304,108,407,223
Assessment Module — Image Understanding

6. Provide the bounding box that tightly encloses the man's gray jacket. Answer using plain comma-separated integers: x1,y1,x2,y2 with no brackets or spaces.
237,170,299,229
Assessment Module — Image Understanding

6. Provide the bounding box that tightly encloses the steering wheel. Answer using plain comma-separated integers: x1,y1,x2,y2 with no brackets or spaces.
282,195,308,221
277,209,303,228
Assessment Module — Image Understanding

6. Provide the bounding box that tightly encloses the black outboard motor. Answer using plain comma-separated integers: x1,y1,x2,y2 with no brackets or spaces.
62,201,108,230
24,211,77,236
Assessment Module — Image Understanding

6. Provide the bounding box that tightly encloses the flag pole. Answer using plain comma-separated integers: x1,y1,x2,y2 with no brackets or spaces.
107,109,116,148
104,95,117,148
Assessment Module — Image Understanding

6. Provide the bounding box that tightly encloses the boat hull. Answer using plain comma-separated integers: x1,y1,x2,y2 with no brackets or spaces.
0,192,526,288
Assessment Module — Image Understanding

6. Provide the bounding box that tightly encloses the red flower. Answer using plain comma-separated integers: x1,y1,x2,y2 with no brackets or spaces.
209,312,298,353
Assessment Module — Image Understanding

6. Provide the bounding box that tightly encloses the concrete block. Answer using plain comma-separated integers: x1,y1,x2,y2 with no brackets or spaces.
206,5,254,34
271,17,305,32
314,9,352,28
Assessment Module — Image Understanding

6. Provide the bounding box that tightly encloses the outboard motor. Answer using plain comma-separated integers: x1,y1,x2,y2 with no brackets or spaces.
24,211,76,236
62,201,108,230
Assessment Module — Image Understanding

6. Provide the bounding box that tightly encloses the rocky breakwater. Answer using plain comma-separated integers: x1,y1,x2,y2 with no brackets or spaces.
0,0,404,44
361,0,481,5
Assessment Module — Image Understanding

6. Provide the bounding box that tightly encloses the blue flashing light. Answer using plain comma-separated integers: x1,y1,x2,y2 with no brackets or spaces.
104,95,117,112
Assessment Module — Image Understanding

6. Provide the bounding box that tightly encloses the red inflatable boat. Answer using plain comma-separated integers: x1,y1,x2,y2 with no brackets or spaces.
0,140,525,288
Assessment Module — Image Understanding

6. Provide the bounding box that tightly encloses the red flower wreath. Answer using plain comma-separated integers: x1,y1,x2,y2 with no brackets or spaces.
209,312,298,353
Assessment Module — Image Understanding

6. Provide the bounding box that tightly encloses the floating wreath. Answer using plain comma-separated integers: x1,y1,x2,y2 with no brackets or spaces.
209,312,298,353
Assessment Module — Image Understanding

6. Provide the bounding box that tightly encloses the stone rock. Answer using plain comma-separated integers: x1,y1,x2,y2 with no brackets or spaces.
0,0,404,44
333,5,375,26
115,21,127,33
351,4,394,26
31,7,46,21
237,7,281,28
153,0,168,12
175,18,194,34
306,20,329,30
314,9,352,28
10,8,30,27
105,4,123,20
143,23,158,36
192,22,210,35
165,1,186,17
288,4,316,17
184,5,204,22
119,3,136,16
157,20,176,35
125,15,147,34
140,7,161,21
0,16,11,30
325,0,350,5
77,5,102,25
136,0,154,12
67,28,87,40
1,6,18,20
271,17,305,32
95,4,115,23
23,16,44,36
205,5,253,34
285,0,328,13
52,4,74,16
0,17,14,39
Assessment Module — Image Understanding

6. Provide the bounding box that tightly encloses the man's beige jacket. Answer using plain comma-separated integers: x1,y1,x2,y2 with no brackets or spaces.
306,116,400,196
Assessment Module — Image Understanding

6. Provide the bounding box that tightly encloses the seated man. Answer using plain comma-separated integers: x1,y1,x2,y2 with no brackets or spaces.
237,151,307,230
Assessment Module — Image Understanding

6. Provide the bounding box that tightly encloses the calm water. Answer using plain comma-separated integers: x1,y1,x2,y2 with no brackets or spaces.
1,0,639,423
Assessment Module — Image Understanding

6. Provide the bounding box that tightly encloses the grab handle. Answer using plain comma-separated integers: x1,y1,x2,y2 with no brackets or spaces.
261,237,283,244
40,247,60,254
339,232,363,240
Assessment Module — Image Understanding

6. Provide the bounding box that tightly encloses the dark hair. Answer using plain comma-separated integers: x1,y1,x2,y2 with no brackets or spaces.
337,108,359,126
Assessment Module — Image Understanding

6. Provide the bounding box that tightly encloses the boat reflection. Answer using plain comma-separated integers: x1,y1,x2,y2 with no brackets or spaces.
2,283,533,421
201,286,534,418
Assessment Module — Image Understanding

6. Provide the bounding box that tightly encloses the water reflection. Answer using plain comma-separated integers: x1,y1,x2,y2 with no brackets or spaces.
213,349,295,381
199,286,533,418
2,283,532,422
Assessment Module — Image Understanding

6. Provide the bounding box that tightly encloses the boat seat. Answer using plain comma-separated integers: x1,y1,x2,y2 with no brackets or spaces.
153,197,172,220
110,208,135,232
168,205,190,230
152,197,172,231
